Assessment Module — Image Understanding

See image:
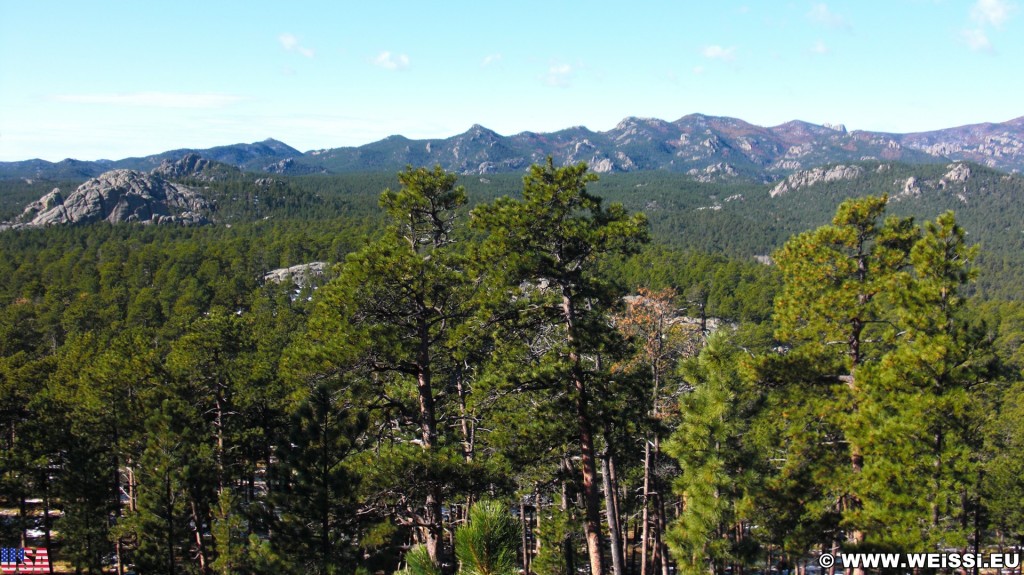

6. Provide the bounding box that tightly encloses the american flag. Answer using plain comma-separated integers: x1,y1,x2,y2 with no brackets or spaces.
0,548,49,574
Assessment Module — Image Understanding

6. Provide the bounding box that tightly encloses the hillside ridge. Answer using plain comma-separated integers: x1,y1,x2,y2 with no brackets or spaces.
3,115,1024,180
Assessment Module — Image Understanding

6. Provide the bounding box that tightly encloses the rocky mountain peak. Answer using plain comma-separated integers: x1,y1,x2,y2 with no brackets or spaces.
461,124,501,140
7,115,1024,182
151,153,239,181
2,169,210,229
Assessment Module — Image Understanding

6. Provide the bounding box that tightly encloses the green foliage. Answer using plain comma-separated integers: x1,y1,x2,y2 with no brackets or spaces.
758,196,994,552
665,332,764,575
454,500,521,575
3,160,1024,575
472,158,648,575
530,505,580,575
270,380,367,575
404,545,442,575
131,398,216,575
211,489,251,575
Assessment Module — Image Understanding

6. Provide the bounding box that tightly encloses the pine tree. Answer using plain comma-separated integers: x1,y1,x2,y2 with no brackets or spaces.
665,331,764,575
615,287,700,575
455,500,521,575
761,198,990,560
270,381,367,575
132,398,216,575
293,165,475,566
210,489,250,575
472,159,648,575
853,211,992,549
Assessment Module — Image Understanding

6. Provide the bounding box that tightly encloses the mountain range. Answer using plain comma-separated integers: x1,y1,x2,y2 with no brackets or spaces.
3,114,1024,182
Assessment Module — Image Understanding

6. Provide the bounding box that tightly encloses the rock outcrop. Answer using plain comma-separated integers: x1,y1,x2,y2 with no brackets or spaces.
769,165,865,197
3,169,209,229
263,262,329,287
943,162,972,183
151,153,238,181
687,162,738,182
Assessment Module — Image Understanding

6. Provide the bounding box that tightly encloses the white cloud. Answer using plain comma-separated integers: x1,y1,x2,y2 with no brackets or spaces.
278,33,315,58
279,33,299,50
702,45,737,62
544,63,574,87
692,65,705,75
373,51,410,70
810,40,830,54
961,0,1014,52
807,3,850,29
971,0,1015,26
482,53,503,67
961,28,993,51
52,92,243,109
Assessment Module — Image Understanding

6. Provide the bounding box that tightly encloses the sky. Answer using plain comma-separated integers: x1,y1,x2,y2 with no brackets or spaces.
1,0,1022,161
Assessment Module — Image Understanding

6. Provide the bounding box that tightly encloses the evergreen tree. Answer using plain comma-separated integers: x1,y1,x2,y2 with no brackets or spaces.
760,198,990,561
293,165,475,566
132,398,216,575
615,287,701,575
454,500,521,575
472,159,648,575
665,332,763,575
270,381,367,575
853,211,993,549
210,489,250,575
763,195,917,561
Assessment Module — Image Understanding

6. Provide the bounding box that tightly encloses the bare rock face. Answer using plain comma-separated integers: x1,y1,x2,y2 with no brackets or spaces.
18,188,69,224
265,158,295,174
5,169,209,228
152,153,236,181
687,162,738,183
769,164,865,197
943,162,972,183
263,262,328,287
898,176,922,198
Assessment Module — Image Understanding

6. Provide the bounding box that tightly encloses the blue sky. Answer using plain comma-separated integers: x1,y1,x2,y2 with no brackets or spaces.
1,0,1021,161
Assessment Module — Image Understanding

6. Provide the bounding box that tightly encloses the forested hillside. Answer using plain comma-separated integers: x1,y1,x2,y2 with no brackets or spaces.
1,161,1023,575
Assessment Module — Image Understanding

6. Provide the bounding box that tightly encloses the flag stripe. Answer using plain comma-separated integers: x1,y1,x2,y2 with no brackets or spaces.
1,548,50,574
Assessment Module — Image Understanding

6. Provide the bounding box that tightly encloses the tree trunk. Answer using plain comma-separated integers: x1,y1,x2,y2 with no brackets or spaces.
522,499,532,575
848,451,865,575
417,318,443,565
563,291,606,575
561,470,573,575
42,474,53,575
166,474,176,575
535,483,542,555
827,539,838,575
215,393,225,495
190,500,208,574
576,391,605,575
845,366,865,575
609,456,626,570
641,441,651,575
603,448,625,575
127,462,137,513
113,442,124,575
19,494,27,548
456,365,474,463
933,429,943,527
652,437,669,575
